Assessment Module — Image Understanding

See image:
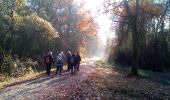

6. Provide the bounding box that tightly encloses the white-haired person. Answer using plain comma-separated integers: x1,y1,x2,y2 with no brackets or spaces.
55,53,63,75
60,51,66,70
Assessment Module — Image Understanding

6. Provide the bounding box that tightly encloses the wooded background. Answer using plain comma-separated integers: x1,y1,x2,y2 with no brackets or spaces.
0,0,100,79
106,0,170,75
1,0,170,79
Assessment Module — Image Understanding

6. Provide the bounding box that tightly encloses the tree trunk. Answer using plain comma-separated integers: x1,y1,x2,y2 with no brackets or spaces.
131,0,140,76
131,25,139,76
124,0,140,76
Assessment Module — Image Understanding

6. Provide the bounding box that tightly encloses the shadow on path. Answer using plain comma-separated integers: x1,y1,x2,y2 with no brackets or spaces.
1,70,71,89
0,61,97,100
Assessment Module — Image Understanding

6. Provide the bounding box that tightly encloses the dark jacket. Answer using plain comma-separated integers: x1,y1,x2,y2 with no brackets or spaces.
67,54,72,64
76,55,81,63
71,54,76,65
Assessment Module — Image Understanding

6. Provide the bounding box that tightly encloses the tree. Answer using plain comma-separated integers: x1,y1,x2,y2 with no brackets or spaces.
0,0,59,57
104,0,170,75
28,0,98,52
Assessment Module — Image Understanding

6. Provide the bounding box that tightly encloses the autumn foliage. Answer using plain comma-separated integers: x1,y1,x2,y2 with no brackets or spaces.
77,14,97,35
107,0,170,72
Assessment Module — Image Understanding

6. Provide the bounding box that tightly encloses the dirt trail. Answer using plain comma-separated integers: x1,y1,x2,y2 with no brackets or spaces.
0,59,97,100
1,58,170,100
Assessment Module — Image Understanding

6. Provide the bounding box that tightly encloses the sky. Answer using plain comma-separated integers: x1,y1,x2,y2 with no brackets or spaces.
76,0,114,44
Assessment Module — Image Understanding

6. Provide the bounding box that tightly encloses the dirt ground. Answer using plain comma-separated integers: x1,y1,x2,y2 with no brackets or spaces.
0,58,170,100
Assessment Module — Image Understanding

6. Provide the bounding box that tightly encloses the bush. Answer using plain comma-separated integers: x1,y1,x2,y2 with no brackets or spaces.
0,54,44,81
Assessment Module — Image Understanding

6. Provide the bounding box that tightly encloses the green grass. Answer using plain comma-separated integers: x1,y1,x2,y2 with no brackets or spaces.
167,80,170,85
139,69,158,78
139,69,170,86
95,60,113,68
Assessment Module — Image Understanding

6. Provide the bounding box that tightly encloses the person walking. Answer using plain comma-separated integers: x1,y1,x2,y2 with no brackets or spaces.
66,51,72,71
55,54,63,75
70,54,76,75
60,51,65,70
76,52,81,71
44,52,54,76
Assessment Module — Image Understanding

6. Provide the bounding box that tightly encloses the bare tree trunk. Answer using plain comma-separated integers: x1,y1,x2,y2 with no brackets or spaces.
131,25,139,76
10,2,14,55
124,0,140,76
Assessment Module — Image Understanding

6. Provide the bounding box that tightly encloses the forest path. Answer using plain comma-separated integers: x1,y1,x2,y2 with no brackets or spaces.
1,57,170,100
0,58,99,100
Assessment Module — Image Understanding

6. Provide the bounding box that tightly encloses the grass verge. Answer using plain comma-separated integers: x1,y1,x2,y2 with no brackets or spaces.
95,60,113,68
0,70,45,89
139,69,158,78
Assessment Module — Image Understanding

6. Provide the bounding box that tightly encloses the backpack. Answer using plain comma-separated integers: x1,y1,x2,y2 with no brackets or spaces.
57,56,62,64
71,56,75,64
45,56,50,64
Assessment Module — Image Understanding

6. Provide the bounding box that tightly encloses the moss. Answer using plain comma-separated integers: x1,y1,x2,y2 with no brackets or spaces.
95,60,113,68
139,69,158,78
167,80,170,85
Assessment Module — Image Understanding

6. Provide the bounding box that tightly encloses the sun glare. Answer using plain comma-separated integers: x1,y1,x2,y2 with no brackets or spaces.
76,0,115,44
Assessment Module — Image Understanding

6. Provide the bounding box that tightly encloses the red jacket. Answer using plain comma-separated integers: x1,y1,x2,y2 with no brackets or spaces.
44,55,54,64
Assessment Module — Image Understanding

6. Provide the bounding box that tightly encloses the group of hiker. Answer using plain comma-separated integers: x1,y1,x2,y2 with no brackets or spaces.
44,51,81,76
